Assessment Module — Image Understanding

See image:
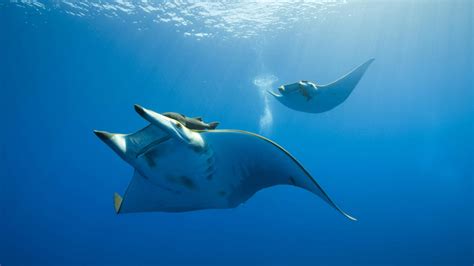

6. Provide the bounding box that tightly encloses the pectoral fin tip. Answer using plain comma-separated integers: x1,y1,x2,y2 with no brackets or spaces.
114,192,123,214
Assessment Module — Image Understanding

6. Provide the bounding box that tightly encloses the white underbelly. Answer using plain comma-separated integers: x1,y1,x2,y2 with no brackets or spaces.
133,139,231,209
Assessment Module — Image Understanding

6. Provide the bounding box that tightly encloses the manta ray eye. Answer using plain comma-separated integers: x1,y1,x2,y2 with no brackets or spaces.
176,122,182,128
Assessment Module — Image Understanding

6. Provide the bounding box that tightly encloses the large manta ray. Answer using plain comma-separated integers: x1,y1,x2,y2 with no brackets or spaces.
269,59,374,113
94,105,356,220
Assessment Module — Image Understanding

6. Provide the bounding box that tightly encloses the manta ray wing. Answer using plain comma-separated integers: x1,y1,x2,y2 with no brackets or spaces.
116,170,208,213
319,58,375,90
116,170,169,214
315,58,374,111
200,129,356,220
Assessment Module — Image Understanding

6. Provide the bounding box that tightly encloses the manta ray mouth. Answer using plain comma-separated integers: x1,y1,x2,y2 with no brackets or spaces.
136,136,172,158
267,90,282,97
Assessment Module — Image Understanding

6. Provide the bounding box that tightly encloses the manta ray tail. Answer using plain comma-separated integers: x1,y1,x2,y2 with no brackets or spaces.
208,122,219,129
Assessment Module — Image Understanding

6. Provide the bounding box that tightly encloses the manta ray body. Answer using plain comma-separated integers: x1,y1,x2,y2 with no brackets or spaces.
269,59,374,113
94,105,355,220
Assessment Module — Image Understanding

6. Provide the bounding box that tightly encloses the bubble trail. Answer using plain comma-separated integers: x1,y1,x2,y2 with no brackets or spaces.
253,74,278,135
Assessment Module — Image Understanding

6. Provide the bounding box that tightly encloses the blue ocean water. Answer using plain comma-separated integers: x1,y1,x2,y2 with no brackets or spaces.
0,1,472,265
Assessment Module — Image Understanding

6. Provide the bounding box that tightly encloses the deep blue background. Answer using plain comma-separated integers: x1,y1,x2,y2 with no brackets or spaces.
0,1,472,265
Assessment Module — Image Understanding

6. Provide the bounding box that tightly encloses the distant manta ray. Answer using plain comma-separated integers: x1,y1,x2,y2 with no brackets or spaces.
269,59,374,113
94,105,356,220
